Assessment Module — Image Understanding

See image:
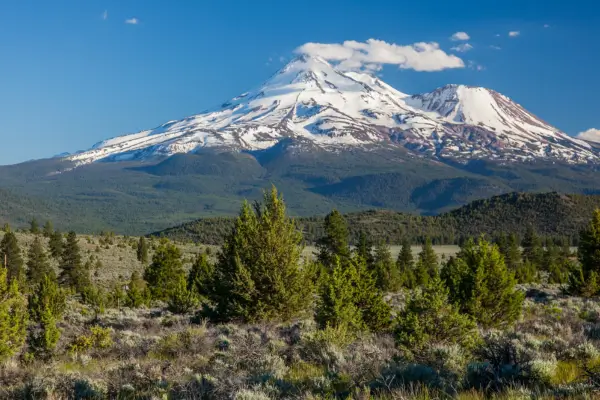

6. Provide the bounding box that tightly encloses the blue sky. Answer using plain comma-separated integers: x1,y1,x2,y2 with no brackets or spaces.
1,0,599,164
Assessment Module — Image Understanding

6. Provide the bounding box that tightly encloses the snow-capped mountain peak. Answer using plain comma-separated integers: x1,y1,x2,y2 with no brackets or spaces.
66,56,598,166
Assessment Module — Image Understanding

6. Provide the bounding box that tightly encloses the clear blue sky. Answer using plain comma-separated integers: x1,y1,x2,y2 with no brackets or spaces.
1,0,599,164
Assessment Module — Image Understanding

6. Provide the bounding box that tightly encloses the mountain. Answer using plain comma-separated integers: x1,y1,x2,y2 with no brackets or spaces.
152,192,600,245
0,56,599,235
66,55,597,166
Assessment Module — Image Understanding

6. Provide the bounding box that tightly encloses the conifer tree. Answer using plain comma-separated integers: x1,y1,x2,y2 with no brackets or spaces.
210,187,314,322
397,238,416,288
0,265,28,362
443,239,524,329
43,221,53,238
353,255,392,332
187,252,214,300
504,233,522,271
570,209,600,296
49,230,63,260
136,237,149,264
143,241,185,301
515,260,539,284
355,231,374,266
414,237,438,286
316,209,351,269
28,274,65,357
395,276,478,357
59,231,88,292
372,241,401,292
26,237,54,288
0,231,24,283
125,271,150,308
315,256,363,331
30,218,39,234
168,274,199,314
522,226,544,268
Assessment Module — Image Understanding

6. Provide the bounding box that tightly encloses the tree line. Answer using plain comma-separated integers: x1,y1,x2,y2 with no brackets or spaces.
2,186,600,363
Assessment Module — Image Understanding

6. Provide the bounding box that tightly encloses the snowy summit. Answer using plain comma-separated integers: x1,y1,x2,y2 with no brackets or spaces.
67,55,597,166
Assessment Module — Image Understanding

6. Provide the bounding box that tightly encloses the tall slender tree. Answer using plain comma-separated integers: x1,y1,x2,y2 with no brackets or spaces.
59,231,87,292
144,241,185,301
48,230,63,260
26,237,54,287
0,231,24,283
316,210,351,269
397,238,416,288
42,221,54,238
372,241,401,291
0,265,28,362
136,237,149,264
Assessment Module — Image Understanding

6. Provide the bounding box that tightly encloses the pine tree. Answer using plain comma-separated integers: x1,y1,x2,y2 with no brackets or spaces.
515,260,539,284
315,256,363,331
353,255,392,332
187,252,214,300
125,271,150,308
443,239,524,329
43,221,53,238
168,274,200,314
136,237,149,264
522,226,544,268
316,210,351,269
30,218,39,235
414,238,438,286
210,187,314,322
0,265,28,362
397,238,416,288
49,230,63,260
59,231,88,292
0,231,24,283
28,274,65,357
355,231,374,266
395,276,478,357
570,209,600,296
143,241,185,301
26,237,54,288
372,241,401,291
504,233,522,271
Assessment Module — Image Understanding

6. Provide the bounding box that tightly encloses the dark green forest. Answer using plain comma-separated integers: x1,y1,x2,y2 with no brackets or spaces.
153,191,600,245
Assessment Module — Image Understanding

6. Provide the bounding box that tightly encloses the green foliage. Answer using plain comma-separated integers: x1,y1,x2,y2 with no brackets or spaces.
316,209,351,268
210,187,314,323
522,226,544,268
29,218,39,234
397,238,416,288
315,256,363,332
48,230,63,260
514,260,539,284
353,255,392,332
167,274,200,314
355,231,374,266
68,325,113,355
136,236,149,264
187,252,214,300
28,274,66,323
0,231,24,283
125,271,150,308
414,237,438,286
573,209,600,296
0,265,28,362
372,241,401,292
26,237,54,288
395,276,478,357
28,303,61,358
59,231,89,292
42,220,53,238
442,239,524,329
143,240,185,301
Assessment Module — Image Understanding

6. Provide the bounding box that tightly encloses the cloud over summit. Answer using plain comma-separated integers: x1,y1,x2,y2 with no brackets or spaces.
295,39,464,72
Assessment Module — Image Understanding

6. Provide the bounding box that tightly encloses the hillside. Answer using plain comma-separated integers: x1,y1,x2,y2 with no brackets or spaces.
153,192,600,245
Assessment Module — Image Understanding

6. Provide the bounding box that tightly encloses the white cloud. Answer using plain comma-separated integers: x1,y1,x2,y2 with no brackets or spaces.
279,56,287,63
576,128,600,144
125,18,139,25
509,31,520,37
295,39,464,72
450,32,470,41
544,24,551,28
102,10,108,20
490,45,502,50
495,34,501,37
451,43,474,53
